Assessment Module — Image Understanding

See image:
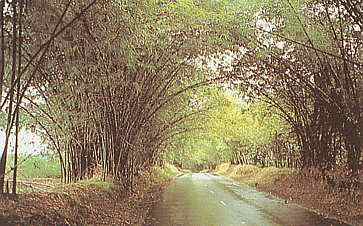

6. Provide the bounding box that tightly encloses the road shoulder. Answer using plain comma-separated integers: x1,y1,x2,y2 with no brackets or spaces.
215,163,362,226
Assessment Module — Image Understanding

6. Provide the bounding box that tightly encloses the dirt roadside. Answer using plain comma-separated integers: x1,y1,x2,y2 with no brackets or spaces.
216,163,363,226
0,176,168,225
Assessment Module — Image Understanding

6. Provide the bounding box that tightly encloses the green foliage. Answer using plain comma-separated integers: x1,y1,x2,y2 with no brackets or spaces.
0,110,33,129
69,178,115,191
0,112,6,128
154,163,180,181
7,155,61,179
162,0,333,51
6,0,345,188
166,86,286,170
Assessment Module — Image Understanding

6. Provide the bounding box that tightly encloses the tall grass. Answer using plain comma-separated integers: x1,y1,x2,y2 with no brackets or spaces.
6,154,61,180
216,163,296,187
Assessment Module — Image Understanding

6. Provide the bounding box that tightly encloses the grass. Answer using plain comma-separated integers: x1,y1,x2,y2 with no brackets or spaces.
0,156,180,224
75,178,114,190
216,163,296,187
2,155,61,193
4,154,180,194
215,163,231,174
6,154,61,180
53,178,115,194
216,163,362,225
0,171,169,225
153,163,180,182
7,154,180,184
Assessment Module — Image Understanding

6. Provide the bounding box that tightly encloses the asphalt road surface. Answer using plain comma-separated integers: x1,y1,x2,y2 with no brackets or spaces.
150,173,351,226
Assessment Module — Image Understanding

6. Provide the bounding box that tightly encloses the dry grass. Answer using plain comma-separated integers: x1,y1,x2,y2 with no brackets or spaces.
216,164,362,225
217,164,294,187
0,166,178,226
215,163,231,174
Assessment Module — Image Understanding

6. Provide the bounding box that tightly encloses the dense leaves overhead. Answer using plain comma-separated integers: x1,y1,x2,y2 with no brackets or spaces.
165,87,287,170
0,0,360,195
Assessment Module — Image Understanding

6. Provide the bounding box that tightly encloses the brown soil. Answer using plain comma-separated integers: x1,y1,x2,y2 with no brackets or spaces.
0,179,167,226
258,172,362,226
216,164,363,226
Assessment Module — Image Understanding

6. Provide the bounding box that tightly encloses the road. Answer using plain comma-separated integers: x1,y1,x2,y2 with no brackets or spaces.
150,173,351,226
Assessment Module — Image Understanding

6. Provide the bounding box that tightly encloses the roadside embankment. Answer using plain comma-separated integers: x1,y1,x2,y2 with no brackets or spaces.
216,163,362,226
0,164,179,225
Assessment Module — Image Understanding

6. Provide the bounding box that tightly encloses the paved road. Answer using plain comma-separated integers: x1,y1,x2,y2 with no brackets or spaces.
150,173,351,226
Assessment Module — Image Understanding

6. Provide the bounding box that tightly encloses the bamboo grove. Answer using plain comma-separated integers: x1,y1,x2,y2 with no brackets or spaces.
0,0,100,193
0,0,361,194
165,0,362,194
230,0,362,188
0,0,223,192
35,0,204,188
